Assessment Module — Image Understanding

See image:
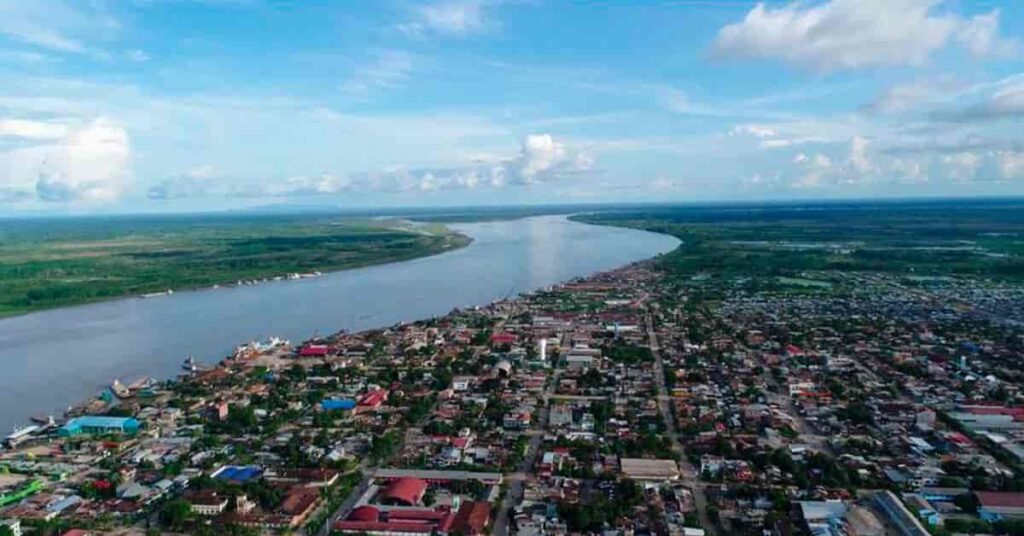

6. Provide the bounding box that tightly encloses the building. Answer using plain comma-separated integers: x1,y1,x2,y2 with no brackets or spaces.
1,519,21,536
873,491,931,536
976,491,1024,522
58,416,140,437
334,502,491,536
321,398,357,411
186,490,229,516
380,477,428,506
280,488,321,528
619,458,681,480
373,468,503,486
797,501,848,536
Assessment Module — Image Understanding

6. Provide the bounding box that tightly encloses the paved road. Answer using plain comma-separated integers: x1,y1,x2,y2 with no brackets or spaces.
492,369,558,536
316,463,372,536
646,311,717,536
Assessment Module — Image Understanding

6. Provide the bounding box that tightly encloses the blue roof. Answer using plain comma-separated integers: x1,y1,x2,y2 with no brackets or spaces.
321,398,357,410
212,465,262,482
64,416,140,429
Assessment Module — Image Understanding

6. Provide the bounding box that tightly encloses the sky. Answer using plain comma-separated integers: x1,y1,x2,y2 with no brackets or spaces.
0,0,1022,215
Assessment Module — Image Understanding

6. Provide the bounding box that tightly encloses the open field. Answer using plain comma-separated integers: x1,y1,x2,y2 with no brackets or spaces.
574,199,1024,290
0,214,470,318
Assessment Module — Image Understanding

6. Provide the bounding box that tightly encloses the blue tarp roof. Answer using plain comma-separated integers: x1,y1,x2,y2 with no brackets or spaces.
321,398,357,410
213,465,262,482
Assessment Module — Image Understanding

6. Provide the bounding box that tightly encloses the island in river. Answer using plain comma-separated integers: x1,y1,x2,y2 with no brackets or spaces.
0,213,471,318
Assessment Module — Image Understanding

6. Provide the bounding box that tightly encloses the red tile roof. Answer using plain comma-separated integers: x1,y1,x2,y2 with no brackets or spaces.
452,501,491,535
976,491,1024,509
380,477,427,506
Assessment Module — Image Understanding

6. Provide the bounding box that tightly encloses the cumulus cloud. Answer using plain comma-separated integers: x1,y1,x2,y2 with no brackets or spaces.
356,134,591,192
710,0,1015,72
791,137,885,188
512,134,590,184
0,118,131,203
34,119,131,202
150,134,592,201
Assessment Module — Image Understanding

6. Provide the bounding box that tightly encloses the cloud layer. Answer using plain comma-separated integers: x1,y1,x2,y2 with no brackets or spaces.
711,0,1016,71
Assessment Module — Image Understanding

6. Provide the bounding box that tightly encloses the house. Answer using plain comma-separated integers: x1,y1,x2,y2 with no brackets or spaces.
298,344,330,357
58,416,140,437
186,490,229,516
620,458,681,480
1,519,21,536
976,491,1024,522
549,404,573,428
503,410,531,430
357,389,389,412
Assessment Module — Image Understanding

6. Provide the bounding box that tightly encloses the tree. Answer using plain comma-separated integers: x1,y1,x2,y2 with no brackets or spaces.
160,498,193,529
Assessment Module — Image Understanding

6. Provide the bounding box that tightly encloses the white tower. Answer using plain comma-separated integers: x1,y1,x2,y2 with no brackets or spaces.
539,339,547,362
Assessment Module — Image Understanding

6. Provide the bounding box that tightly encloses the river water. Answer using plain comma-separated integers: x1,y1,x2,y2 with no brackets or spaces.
0,216,678,431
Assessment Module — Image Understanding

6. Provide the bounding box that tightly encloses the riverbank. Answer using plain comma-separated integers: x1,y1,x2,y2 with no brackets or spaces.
0,216,679,431
0,215,471,319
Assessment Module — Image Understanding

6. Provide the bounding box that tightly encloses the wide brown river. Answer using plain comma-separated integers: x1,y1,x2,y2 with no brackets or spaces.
0,216,678,431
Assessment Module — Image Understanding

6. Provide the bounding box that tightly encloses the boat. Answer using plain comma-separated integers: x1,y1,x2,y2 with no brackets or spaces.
110,379,131,399
140,289,174,299
29,414,54,425
182,356,197,372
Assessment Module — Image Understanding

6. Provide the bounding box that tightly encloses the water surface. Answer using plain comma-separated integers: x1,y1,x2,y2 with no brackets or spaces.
0,216,678,431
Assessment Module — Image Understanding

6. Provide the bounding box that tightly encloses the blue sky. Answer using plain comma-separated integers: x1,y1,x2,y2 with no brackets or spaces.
0,0,1022,214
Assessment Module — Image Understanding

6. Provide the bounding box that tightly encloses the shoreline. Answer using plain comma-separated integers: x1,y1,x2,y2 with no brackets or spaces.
0,216,680,433
0,229,473,321
28,257,655,435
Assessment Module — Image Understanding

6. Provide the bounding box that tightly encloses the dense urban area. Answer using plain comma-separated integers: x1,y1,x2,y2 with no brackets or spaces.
3,202,1024,536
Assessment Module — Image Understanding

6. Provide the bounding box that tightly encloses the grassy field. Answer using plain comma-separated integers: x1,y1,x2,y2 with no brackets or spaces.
0,214,470,318
574,199,1024,287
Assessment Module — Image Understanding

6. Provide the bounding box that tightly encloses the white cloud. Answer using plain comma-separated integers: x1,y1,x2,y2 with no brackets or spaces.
340,50,416,97
711,0,1014,71
398,0,492,38
866,78,962,114
850,136,872,174
270,173,353,196
997,151,1024,179
237,133,590,198
147,165,222,200
956,9,1017,58
0,0,120,56
516,134,567,182
930,75,1024,122
730,124,776,138
4,118,132,203
0,118,69,140
941,152,982,182
729,121,834,149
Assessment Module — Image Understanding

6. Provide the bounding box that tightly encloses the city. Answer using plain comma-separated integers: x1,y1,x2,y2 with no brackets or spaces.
3,230,1024,536
1,0,1023,535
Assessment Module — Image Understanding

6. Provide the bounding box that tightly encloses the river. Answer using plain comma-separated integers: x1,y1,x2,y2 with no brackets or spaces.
0,216,678,431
